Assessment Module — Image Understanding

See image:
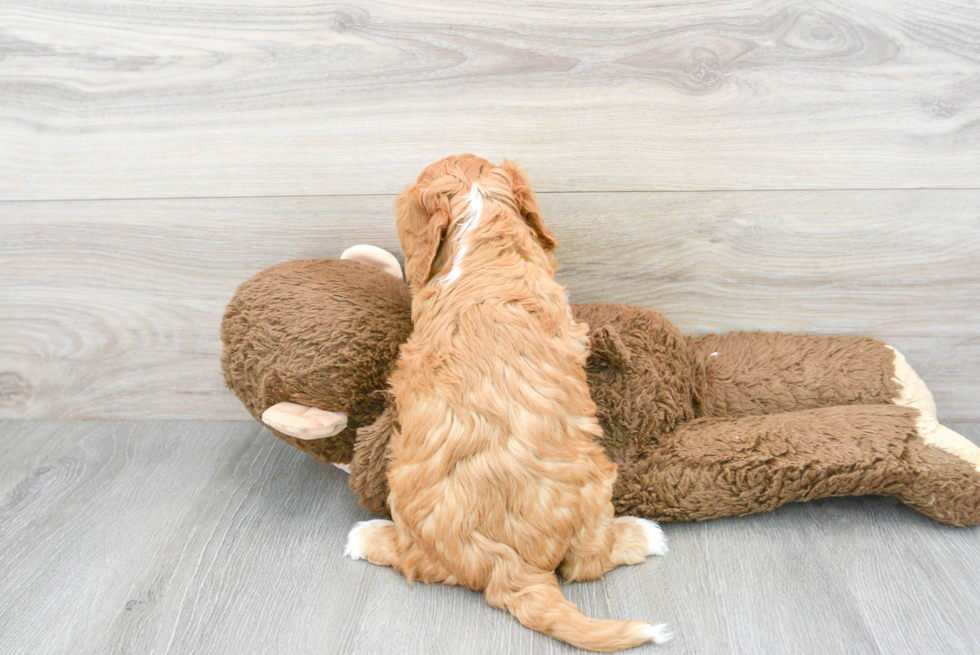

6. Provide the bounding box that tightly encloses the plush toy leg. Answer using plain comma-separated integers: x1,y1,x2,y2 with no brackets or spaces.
886,346,937,415
882,345,980,474
614,405,980,526
687,332,902,418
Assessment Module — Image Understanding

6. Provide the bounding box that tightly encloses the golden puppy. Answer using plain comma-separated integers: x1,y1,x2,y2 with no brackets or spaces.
345,155,669,651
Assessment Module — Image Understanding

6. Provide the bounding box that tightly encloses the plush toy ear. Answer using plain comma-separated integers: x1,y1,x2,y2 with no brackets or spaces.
589,325,631,369
501,160,556,253
394,182,454,290
341,245,403,280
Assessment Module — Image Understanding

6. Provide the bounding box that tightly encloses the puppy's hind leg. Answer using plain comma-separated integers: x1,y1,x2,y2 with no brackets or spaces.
345,519,398,566
611,516,669,562
559,478,667,584
561,515,666,583
345,519,458,585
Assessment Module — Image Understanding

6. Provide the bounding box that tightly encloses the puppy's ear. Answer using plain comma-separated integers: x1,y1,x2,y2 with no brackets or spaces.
501,160,557,253
394,182,453,289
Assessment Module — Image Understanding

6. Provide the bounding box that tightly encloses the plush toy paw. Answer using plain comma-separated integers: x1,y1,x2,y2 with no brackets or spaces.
915,414,980,473
887,345,938,416
261,402,348,440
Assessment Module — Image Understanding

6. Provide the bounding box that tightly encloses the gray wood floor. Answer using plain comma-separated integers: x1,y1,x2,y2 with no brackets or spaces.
2,420,979,655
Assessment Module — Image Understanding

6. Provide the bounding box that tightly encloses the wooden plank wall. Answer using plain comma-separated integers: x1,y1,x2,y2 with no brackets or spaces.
1,1,978,421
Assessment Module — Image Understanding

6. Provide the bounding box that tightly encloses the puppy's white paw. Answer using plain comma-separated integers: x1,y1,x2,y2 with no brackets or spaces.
615,516,669,558
636,518,668,556
642,623,673,645
344,519,394,560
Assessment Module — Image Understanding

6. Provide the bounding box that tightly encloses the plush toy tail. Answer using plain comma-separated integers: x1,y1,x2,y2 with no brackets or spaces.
484,562,668,652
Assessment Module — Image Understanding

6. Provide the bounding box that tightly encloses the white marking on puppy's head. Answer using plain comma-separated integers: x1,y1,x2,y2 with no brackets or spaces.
439,182,485,286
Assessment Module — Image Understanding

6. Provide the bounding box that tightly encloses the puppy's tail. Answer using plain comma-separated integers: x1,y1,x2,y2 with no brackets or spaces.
485,562,670,652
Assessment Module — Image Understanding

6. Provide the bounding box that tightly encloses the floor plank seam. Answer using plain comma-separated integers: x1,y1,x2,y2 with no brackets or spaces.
3,187,980,204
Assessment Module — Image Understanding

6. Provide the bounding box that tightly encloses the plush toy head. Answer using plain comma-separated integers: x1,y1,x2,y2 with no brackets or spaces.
221,249,698,472
220,257,412,464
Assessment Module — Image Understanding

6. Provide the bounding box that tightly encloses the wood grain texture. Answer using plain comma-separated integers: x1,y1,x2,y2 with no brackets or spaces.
91,423,373,655
2,190,978,421
806,422,980,655
1,420,978,654
2,0,979,200
0,421,255,655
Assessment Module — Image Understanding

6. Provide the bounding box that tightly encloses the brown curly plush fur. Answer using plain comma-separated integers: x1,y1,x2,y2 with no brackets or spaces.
221,258,412,464
221,258,980,527
614,405,980,525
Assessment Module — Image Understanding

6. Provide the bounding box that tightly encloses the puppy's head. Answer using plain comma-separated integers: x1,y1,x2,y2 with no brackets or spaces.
394,154,556,290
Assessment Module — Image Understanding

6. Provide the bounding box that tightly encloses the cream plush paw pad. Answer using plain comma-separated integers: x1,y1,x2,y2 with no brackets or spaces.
887,345,937,416
916,416,980,473
344,519,394,560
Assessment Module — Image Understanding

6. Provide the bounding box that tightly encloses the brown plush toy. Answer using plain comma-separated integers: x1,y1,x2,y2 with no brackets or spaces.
221,247,980,526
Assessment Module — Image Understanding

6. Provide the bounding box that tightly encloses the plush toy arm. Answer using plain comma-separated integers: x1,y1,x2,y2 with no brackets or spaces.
614,404,980,526
348,403,398,518
687,332,908,418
